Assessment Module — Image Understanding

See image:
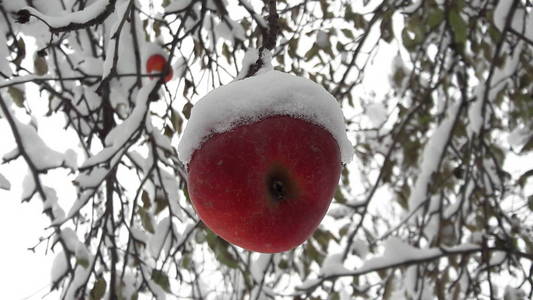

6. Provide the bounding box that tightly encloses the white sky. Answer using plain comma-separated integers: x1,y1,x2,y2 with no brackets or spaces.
1,1,531,299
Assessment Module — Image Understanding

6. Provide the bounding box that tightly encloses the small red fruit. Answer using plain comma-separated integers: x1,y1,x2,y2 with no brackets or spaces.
187,115,341,253
146,54,173,82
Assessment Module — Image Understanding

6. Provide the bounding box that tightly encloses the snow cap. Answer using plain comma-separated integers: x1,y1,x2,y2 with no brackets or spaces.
177,70,353,165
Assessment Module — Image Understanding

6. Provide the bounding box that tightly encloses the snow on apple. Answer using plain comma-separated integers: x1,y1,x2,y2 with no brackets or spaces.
178,70,352,253
178,70,352,164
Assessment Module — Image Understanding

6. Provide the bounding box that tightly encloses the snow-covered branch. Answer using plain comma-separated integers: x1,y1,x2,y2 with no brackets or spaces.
15,0,117,34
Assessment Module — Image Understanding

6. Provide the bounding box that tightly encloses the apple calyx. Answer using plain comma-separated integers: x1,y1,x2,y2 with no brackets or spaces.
266,165,297,202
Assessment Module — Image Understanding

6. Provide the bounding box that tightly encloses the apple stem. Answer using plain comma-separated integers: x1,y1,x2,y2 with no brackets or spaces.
244,0,278,78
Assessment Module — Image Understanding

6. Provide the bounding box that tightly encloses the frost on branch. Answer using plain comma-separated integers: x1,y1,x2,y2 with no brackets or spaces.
66,80,157,222
17,0,116,33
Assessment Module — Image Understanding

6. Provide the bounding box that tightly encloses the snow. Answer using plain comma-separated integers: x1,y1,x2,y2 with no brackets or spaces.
357,238,479,274
165,0,193,12
0,24,12,77
2,147,19,162
43,186,66,220
408,103,459,212
178,70,353,165
23,0,110,29
507,126,531,150
60,227,81,252
504,286,526,300
467,84,485,136
51,250,68,284
127,149,184,219
351,238,369,259
121,272,142,299
251,254,272,282
80,80,156,172
239,0,267,28
234,48,269,81
22,171,36,200
101,0,130,79
173,57,187,79
149,217,177,259
14,117,75,171
63,261,92,300
489,250,506,265
316,30,330,48
215,18,245,43
402,0,422,14
366,102,387,127
493,1,513,31
299,239,481,290
0,172,10,190
131,227,149,245
320,253,350,276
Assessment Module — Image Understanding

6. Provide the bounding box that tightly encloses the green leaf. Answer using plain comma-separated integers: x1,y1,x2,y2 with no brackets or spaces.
182,102,193,119
329,292,340,300
448,10,467,45
153,21,162,37
181,254,192,269
8,87,25,107
154,193,168,215
304,44,319,61
13,38,26,67
334,187,346,204
221,43,231,64
427,9,444,28
278,259,289,269
77,257,89,268
163,125,173,138
139,207,155,233
90,278,106,300
304,241,323,264
344,4,366,29
34,56,48,75
205,230,239,268
313,228,337,251
528,195,533,211
142,191,151,209
340,28,355,39
151,269,171,292
288,38,299,57
380,11,394,43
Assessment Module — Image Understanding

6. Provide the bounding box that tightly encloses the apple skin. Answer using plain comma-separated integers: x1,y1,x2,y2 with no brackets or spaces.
187,115,341,253
146,54,173,82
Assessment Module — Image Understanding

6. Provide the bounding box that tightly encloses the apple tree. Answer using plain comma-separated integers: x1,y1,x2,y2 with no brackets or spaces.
0,0,532,299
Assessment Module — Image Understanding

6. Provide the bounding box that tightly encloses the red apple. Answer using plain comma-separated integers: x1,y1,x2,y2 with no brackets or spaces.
146,54,173,82
187,115,341,253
